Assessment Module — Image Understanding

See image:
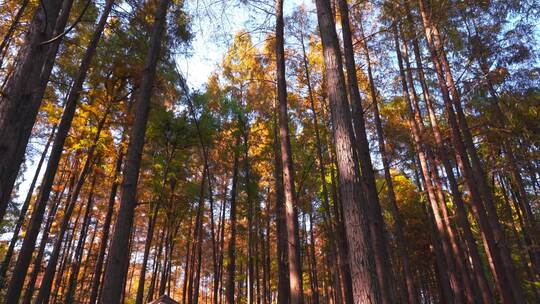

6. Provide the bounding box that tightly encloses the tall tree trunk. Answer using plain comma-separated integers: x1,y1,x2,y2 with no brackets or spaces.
217,188,227,304
0,124,55,289
79,217,98,297
35,107,110,304
242,119,256,304
392,23,464,302
148,225,166,303
313,0,380,301
226,133,241,304
135,204,160,304
4,1,113,299
88,148,124,304
273,109,291,304
183,214,195,304
308,212,320,304
21,164,73,304
404,18,493,303
339,5,396,302
275,1,304,303
193,190,205,304
65,171,98,302
189,171,206,304
298,19,351,304
100,0,170,301
0,0,65,217
416,0,524,301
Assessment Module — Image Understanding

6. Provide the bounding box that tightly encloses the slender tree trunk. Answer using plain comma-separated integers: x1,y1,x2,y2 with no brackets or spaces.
135,204,160,304
392,24,464,303
308,212,320,304
226,133,241,304
5,1,113,299
275,1,304,302
65,171,98,302
148,226,166,303
100,0,170,301
183,214,195,304
272,111,291,304
79,217,98,297
0,124,55,288
21,165,72,304
314,0,380,301
189,171,206,304
404,19,493,302
88,148,123,304
217,189,227,304
193,194,205,304
416,0,524,301
242,119,256,304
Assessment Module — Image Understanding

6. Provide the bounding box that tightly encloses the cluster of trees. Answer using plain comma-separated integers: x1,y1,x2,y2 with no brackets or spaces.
0,0,538,303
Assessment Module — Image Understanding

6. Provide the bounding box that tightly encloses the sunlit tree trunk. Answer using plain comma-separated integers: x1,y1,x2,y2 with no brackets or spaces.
314,0,381,301
275,1,304,302
88,147,123,304
392,24,465,302
403,17,493,302
416,0,524,301
21,162,73,304
65,172,98,302
273,108,291,304
100,0,170,301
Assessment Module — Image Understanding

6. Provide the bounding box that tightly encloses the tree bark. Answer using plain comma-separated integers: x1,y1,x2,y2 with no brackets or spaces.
0,124,55,288
100,0,170,301
314,0,380,301
273,108,291,304
344,7,399,303
276,1,304,303
416,0,523,301
5,1,113,299
0,0,67,218
65,171,98,302
88,147,123,304
298,16,352,304
226,133,241,304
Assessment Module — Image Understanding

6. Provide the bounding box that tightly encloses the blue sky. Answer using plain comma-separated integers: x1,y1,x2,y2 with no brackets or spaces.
178,0,315,89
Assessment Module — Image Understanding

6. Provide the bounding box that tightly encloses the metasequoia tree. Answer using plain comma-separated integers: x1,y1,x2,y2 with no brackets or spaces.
0,0,538,302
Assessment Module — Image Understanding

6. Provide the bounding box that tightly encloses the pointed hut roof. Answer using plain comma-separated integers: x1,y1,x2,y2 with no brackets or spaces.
147,294,180,304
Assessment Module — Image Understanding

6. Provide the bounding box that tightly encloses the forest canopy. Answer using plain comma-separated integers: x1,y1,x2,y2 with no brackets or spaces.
0,0,538,303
